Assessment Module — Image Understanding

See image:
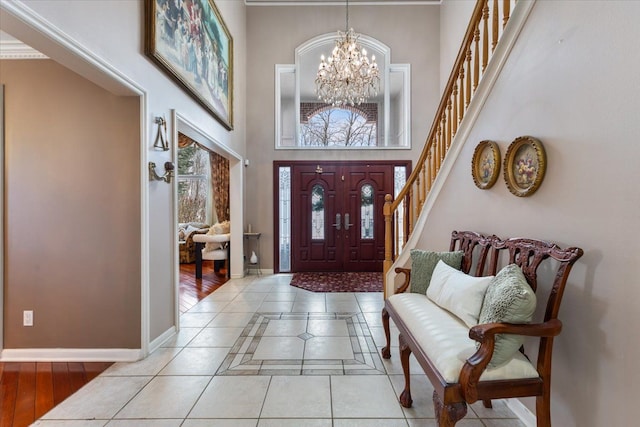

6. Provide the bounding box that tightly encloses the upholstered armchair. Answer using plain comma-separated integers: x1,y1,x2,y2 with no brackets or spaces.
178,222,210,263
192,221,231,278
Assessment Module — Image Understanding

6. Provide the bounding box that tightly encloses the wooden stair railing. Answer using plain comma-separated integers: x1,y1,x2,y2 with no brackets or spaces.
383,0,517,297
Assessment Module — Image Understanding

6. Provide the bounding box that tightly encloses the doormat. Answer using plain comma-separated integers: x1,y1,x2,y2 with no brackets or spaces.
290,272,383,293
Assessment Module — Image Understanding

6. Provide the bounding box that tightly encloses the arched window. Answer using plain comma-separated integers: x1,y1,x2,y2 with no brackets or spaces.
276,33,410,149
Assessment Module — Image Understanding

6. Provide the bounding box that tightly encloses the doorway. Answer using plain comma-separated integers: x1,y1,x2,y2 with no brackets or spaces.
275,161,410,273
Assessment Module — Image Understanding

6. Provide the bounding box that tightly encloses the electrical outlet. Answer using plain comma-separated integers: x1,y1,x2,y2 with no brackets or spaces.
23,310,33,327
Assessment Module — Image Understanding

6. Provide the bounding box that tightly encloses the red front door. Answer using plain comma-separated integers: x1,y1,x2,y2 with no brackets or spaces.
288,161,403,272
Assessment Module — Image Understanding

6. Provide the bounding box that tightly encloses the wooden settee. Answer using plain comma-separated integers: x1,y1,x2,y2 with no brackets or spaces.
381,231,583,427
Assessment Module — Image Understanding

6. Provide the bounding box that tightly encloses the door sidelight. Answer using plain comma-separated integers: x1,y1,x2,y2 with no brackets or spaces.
332,213,342,230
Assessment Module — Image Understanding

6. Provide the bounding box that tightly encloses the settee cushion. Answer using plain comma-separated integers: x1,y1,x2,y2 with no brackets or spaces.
388,293,539,383
427,261,494,327
409,249,464,295
478,264,537,368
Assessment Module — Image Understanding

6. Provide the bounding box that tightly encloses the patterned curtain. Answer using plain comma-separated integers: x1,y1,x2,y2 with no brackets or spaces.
178,133,194,148
209,151,230,222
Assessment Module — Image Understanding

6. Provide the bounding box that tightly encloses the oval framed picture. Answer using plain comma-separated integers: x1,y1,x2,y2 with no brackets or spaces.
503,136,547,197
471,140,501,190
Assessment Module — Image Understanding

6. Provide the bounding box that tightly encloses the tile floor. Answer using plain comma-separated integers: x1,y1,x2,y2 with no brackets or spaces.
32,274,526,427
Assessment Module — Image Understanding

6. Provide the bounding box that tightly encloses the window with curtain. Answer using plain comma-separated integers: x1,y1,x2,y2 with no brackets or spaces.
177,132,230,225
177,143,212,224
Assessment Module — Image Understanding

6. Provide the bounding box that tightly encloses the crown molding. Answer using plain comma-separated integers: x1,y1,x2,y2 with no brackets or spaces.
0,39,48,59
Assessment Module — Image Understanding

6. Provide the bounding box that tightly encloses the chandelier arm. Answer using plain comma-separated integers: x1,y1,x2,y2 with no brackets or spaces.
346,0,349,32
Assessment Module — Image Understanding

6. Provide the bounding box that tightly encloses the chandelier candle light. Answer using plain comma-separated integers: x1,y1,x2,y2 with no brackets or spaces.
315,0,380,106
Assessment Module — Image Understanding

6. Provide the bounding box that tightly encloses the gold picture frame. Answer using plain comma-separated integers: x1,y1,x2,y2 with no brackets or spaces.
145,0,233,130
471,140,501,190
503,136,546,197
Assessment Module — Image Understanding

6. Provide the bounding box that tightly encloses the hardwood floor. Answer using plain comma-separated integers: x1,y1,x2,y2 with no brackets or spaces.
179,260,228,313
0,362,113,427
0,261,228,427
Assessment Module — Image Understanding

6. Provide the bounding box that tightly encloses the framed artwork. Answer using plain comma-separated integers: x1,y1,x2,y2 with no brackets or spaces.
145,0,233,130
503,136,547,197
471,140,501,190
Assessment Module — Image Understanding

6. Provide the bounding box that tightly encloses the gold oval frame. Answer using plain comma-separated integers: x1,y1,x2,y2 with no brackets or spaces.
503,136,547,197
471,140,501,190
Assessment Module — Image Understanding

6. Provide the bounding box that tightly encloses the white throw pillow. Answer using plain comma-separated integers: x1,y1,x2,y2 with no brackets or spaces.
427,260,494,327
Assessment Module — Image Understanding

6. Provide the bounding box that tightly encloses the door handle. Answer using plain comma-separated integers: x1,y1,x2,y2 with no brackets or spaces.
332,213,342,230
344,213,354,230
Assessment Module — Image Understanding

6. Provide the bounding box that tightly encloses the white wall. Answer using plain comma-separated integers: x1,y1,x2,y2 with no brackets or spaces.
439,0,476,96
0,0,247,347
418,1,640,425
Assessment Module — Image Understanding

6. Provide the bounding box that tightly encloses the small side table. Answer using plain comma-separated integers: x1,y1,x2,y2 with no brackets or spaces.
244,232,261,275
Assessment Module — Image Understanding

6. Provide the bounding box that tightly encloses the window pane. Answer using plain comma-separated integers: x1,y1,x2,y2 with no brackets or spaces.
361,184,374,239
311,184,325,240
300,105,377,147
178,178,208,223
394,166,407,250
178,144,210,224
279,167,291,272
178,144,209,176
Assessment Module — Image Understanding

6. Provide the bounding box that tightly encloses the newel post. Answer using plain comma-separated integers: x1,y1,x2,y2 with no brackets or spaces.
383,194,393,299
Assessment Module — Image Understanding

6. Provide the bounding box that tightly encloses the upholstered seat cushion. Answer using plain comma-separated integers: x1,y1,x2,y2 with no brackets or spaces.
193,233,230,261
387,292,539,383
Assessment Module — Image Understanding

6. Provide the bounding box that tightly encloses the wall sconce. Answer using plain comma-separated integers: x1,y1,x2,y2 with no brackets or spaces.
153,116,169,151
149,161,174,183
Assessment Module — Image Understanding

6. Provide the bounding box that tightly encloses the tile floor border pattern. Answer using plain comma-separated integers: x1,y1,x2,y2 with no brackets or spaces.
217,312,387,376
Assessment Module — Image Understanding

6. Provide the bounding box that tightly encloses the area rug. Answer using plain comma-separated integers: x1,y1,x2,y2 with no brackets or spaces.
289,272,383,293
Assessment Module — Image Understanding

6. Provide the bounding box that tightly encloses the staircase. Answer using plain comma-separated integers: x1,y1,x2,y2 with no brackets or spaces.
383,0,535,296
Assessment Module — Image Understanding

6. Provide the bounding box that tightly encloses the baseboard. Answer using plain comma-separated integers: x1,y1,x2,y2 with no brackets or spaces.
0,347,143,362
506,398,536,427
148,326,176,354
246,268,274,276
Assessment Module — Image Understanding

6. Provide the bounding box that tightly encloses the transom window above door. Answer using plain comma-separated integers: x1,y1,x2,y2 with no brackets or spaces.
275,33,411,150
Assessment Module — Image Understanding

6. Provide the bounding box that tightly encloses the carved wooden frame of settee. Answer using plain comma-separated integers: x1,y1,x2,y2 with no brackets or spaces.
381,231,584,427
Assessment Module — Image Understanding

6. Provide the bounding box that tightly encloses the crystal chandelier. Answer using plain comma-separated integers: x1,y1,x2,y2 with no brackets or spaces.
315,0,380,106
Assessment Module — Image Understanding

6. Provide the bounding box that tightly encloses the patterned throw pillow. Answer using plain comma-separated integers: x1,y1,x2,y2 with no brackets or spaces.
409,249,464,294
477,264,537,368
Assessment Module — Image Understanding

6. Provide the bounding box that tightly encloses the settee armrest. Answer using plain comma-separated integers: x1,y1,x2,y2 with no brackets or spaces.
458,319,562,402
394,267,412,294
469,319,562,341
